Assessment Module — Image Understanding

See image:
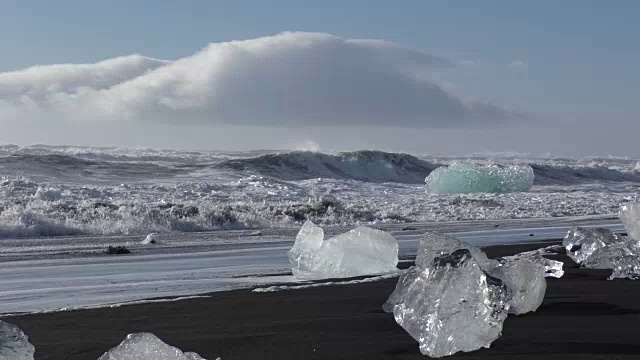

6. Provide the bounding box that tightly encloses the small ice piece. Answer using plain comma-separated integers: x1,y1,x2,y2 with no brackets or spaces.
563,227,624,264
607,255,640,280
98,333,205,360
502,250,564,279
620,202,640,241
540,258,564,278
142,233,158,244
391,249,509,357
563,226,640,279
425,162,534,194
0,321,35,360
288,221,399,279
489,254,546,314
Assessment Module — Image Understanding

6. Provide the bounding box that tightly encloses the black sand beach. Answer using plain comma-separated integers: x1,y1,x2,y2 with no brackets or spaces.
6,241,640,359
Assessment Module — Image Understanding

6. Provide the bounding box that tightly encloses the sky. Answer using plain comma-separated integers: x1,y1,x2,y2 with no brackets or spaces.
1,0,639,157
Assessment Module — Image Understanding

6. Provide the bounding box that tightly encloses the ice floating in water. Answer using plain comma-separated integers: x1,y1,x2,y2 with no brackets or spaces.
389,249,510,357
620,202,640,241
563,226,640,279
425,162,534,194
98,333,206,360
288,220,399,279
0,321,35,360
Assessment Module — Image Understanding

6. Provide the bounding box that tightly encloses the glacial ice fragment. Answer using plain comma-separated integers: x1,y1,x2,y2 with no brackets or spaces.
620,202,640,241
425,162,534,194
563,226,640,279
391,249,509,357
415,231,492,270
288,220,398,279
0,321,35,360
563,227,625,264
489,254,546,314
98,333,205,360
141,233,158,244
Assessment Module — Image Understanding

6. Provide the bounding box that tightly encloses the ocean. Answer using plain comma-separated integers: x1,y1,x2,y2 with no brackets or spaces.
1,145,638,239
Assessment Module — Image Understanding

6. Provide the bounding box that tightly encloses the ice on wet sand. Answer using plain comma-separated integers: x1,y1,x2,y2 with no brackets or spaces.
488,254,546,314
384,231,556,356
563,226,640,279
98,333,206,360
0,321,35,360
390,249,510,357
563,227,625,264
288,221,399,279
620,202,640,241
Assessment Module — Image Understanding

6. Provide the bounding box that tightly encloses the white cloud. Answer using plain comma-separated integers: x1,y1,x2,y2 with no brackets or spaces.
509,60,528,71
0,32,523,128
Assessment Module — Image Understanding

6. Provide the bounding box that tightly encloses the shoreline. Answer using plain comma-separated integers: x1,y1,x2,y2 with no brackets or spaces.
6,241,640,359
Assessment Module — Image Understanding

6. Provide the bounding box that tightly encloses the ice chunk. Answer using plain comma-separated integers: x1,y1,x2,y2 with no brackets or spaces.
390,249,509,357
142,233,158,244
620,202,640,241
502,249,565,279
415,231,492,270
540,258,564,278
489,254,546,314
563,226,640,279
0,321,35,360
425,162,534,194
98,333,205,360
563,227,624,264
288,221,398,279
607,255,640,280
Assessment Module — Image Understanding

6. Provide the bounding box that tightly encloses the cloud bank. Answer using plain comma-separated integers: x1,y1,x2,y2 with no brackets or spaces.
0,32,521,127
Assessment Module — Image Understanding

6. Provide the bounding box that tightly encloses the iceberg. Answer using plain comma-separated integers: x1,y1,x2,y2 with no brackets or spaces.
288,221,399,279
390,249,509,357
425,162,534,194
0,321,35,360
620,202,640,240
98,333,206,360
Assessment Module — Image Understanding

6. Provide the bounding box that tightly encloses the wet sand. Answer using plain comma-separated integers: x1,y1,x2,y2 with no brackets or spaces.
5,241,640,359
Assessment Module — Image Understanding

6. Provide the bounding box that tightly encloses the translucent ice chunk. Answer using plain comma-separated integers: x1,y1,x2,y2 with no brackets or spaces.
425,162,534,194
0,321,35,360
415,231,492,270
607,255,640,280
288,221,399,279
620,202,640,241
563,227,625,264
540,258,564,278
98,333,205,360
489,254,546,314
391,249,509,357
564,226,640,279
502,250,564,279
141,233,158,244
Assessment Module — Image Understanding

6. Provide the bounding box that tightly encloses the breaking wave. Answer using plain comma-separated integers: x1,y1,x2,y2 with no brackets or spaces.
216,150,439,184
217,150,640,185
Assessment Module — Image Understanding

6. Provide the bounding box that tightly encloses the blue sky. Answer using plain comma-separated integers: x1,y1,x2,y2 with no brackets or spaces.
1,0,639,155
